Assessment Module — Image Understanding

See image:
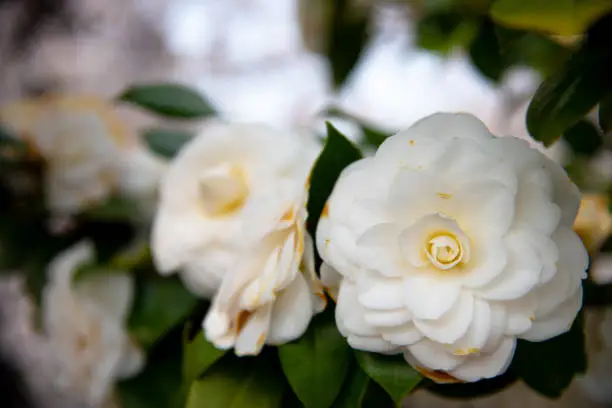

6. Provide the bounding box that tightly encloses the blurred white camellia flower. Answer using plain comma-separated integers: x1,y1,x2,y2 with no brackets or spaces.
152,122,326,355
0,95,167,217
42,240,144,406
317,113,588,383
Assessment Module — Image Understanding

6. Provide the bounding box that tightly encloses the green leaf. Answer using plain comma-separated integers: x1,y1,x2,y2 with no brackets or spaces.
562,119,603,155
526,17,612,146
306,122,362,238
118,83,216,119
128,277,198,349
417,12,479,56
183,328,227,384
490,0,612,35
186,354,285,408
278,310,351,408
599,93,612,133
469,19,507,82
84,195,142,221
511,312,586,398
331,361,370,407
327,0,370,87
355,351,422,406
141,128,194,159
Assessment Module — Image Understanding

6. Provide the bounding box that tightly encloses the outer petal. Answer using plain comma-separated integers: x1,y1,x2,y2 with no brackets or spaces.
74,272,135,322
450,337,516,382
402,276,460,320
267,274,315,345
413,291,474,344
115,335,145,379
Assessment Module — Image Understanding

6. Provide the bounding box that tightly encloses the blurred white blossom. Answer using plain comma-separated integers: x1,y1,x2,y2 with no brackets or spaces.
42,240,144,406
317,113,587,383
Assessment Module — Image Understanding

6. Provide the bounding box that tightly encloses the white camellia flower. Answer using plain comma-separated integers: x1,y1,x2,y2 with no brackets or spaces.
317,113,588,383
41,240,144,406
152,121,326,355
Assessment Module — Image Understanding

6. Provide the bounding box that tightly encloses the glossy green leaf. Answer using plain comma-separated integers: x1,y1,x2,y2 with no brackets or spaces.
469,19,507,82
526,18,612,146
118,83,216,119
355,351,422,405
307,122,363,238
128,277,198,349
490,0,612,35
279,310,351,408
511,312,586,398
186,354,285,408
327,0,370,87
142,128,194,159
599,93,612,133
183,328,227,384
562,119,603,155
331,361,370,407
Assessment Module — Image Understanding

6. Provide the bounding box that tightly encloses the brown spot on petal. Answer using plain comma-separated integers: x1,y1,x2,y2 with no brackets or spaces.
281,207,295,222
415,366,464,384
235,310,253,334
257,333,266,348
453,348,479,356
321,202,329,218
436,192,452,199
409,140,415,146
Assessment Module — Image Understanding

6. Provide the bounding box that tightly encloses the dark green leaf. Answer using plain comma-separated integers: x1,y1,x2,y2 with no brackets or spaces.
118,83,216,119
355,351,422,405
562,120,603,155
469,19,507,82
186,353,285,408
183,328,227,384
141,128,194,159
84,195,142,221
583,279,612,307
128,277,198,349
306,122,362,238
279,310,351,408
490,0,612,35
327,0,370,88
360,380,396,408
526,19,612,146
117,327,184,408
331,360,370,407
599,93,612,133
511,312,586,398
416,12,479,56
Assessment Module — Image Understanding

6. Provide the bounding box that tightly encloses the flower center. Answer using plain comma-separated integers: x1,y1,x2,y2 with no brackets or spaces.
199,164,249,216
425,232,463,270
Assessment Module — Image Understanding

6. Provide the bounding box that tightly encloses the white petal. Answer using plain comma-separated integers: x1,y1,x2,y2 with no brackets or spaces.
520,287,582,342
115,335,145,379
356,223,404,277
320,263,342,301
450,337,516,382
414,292,474,344
514,179,561,236
74,272,134,322
460,239,507,288
477,232,542,300
381,323,423,346
347,334,398,353
336,280,378,337
451,298,492,353
407,339,464,371
358,277,405,311
402,276,460,320
48,240,95,284
267,274,314,345
409,113,493,143
482,303,507,353
235,303,274,356
364,309,412,327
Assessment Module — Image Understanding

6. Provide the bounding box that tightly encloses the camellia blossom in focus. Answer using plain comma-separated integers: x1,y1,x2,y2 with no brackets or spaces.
41,240,144,406
317,113,588,383
152,122,326,355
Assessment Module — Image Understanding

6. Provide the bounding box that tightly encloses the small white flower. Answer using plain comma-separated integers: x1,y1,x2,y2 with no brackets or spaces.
317,113,588,383
0,95,136,215
42,240,144,406
152,122,325,355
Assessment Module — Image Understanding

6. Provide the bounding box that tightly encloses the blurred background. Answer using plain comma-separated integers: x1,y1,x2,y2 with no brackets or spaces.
0,0,611,407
